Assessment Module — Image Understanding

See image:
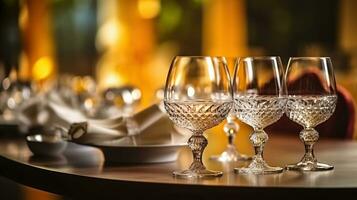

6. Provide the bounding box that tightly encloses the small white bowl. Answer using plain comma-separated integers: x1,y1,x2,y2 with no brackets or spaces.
26,134,68,156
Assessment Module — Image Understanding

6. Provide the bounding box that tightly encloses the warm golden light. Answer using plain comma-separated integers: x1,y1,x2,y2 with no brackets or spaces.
203,0,247,56
18,52,30,80
72,76,85,93
20,0,56,82
103,73,124,88
32,56,54,81
18,0,28,32
138,0,161,19
96,19,124,50
84,98,96,110
9,68,18,82
97,0,158,107
71,76,96,94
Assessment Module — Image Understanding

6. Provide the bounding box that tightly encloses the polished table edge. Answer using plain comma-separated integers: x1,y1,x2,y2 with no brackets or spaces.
1,153,357,199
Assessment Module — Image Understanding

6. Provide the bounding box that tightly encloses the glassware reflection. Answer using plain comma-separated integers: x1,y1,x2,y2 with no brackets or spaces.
210,112,251,162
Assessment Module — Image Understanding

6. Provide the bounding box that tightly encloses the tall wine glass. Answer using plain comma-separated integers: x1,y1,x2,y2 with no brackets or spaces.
233,56,286,174
285,57,337,171
210,57,251,162
164,56,233,178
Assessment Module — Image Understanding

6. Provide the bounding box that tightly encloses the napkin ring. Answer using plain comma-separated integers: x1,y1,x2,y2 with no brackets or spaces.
68,122,88,140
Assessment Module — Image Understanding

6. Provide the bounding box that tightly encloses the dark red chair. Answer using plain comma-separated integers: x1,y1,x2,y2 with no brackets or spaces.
267,72,355,139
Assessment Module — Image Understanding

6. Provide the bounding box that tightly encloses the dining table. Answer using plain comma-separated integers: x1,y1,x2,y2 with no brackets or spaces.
0,133,356,199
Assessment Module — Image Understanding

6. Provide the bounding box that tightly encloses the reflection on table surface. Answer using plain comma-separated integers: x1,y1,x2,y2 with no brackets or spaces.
0,134,356,188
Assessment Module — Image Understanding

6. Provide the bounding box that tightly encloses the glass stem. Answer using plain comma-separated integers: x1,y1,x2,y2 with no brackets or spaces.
224,114,239,147
227,131,235,146
250,128,268,160
299,127,319,163
188,132,207,171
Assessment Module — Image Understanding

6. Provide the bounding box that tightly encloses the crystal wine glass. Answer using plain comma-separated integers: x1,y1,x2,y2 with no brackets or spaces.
233,56,286,174
285,57,337,171
164,56,233,178
210,57,251,162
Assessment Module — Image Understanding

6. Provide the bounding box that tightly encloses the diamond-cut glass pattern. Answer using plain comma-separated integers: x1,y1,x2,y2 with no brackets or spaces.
234,95,286,129
286,95,337,128
164,100,232,132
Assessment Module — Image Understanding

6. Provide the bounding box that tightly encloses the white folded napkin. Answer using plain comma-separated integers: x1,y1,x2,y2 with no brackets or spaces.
18,92,123,134
68,104,188,146
18,91,188,146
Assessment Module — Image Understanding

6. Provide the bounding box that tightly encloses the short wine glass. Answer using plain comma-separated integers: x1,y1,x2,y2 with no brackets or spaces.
285,57,337,171
233,56,286,174
164,56,233,178
210,57,251,162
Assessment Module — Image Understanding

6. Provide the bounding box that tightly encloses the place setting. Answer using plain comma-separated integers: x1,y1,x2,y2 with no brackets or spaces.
0,73,189,164
0,55,338,176
1,1,357,199
0,53,354,200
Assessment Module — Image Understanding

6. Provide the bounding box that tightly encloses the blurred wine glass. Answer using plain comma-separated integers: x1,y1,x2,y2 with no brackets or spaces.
0,68,33,122
102,85,142,117
210,57,251,162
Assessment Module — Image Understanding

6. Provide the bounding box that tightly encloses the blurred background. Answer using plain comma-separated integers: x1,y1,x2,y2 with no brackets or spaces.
0,0,357,199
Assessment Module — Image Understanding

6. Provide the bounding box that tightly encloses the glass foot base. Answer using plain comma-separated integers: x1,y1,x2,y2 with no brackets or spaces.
235,165,283,175
173,169,223,178
286,162,334,171
234,157,283,175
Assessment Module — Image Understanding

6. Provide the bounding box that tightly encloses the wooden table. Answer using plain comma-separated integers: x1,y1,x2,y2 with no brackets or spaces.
0,135,357,199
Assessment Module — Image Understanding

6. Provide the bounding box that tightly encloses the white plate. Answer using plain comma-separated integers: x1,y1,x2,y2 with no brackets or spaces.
73,137,187,164
84,142,187,164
